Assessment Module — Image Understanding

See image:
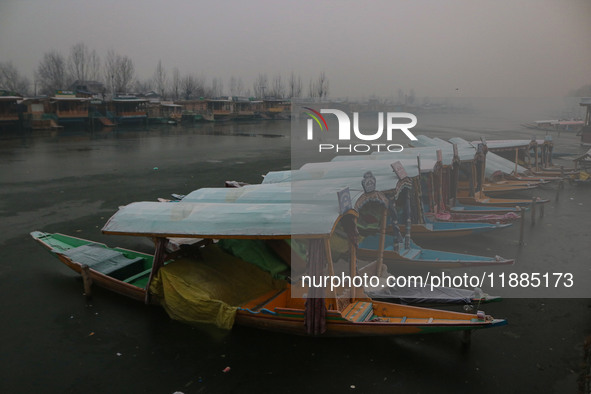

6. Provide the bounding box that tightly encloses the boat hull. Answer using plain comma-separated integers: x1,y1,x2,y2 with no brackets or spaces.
31,231,507,337
397,222,512,240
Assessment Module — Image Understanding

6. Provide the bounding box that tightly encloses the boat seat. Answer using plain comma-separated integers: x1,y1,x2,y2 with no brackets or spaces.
341,301,374,322
60,244,145,280
400,248,421,259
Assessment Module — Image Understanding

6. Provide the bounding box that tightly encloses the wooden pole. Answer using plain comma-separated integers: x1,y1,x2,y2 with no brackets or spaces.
405,189,411,249
375,209,388,278
144,238,169,304
349,235,357,301
514,148,519,175
324,238,339,309
81,264,93,298
519,207,525,246
530,197,536,225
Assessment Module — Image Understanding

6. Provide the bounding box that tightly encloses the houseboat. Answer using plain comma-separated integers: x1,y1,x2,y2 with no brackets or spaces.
206,98,234,121
263,99,291,119
580,98,591,146
20,96,56,130
147,101,183,124
109,96,149,125
233,97,262,120
50,91,90,126
177,99,208,122
0,91,23,130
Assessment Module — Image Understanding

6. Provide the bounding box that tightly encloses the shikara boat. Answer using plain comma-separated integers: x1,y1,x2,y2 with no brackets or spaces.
364,282,501,305
456,191,548,207
357,235,514,268
31,177,506,339
481,181,539,195
449,202,523,215
262,156,515,239
328,139,543,215
572,149,591,185
472,137,578,177
426,211,520,224
396,220,512,240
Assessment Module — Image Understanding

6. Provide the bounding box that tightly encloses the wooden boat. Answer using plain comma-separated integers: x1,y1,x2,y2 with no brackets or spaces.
456,191,548,207
262,155,518,239
357,235,514,268
481,181,539,195
396,221,512,240
572,149,591,185
426,211,520,224
31,179,506,339
449,202,523,215
522,119,584,133
580,98,591,146
471,137,578,178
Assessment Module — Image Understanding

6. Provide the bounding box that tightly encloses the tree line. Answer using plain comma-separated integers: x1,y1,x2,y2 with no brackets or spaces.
0,42,329,100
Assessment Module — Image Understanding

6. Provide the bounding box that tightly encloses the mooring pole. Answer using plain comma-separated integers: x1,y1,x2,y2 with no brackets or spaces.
81,264,93,298
519,207,525,246
530,197,536,225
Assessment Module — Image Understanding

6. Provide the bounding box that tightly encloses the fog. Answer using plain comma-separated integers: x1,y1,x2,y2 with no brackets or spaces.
1,0,590,99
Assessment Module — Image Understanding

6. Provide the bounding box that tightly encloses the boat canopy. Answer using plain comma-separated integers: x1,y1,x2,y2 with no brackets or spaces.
263,157,438,189
469,139,544,151
410,135,528,176
103,156,425,239
449,137,528,175
102,200,339,239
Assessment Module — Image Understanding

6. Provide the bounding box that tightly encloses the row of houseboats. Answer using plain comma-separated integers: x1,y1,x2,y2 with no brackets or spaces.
0,90,292,131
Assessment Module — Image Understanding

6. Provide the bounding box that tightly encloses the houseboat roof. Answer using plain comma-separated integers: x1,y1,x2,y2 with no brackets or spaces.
50,96,90,101
579,98,591,106
0,96,23,101
112,97,149,103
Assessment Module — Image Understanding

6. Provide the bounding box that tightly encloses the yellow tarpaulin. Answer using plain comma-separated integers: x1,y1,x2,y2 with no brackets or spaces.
150,244,286,329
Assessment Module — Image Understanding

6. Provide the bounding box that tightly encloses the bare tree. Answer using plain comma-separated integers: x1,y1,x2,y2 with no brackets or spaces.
37,51,69,95
68,42,101,83
397,88,405,104
308,78,317,99
229,76,244,96
170,67,181,100
211,77,224,97
180,74,197,100
104,50,135,95
316,71,329,100
270,74,285,98
407,88,415,105
194,75,206,97
153,60,167,99
0,61,30,95
134,79,153,94
253,73,268,98
288,72,302,98
117,56,135,93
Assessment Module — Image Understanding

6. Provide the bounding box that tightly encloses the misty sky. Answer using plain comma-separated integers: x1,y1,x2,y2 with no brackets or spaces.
1,0,590,99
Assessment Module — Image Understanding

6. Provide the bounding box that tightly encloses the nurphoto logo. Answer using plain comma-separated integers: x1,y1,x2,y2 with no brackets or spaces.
304,108,418,153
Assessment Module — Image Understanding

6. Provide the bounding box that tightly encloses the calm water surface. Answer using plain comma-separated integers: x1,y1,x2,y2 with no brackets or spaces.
1,105,590,393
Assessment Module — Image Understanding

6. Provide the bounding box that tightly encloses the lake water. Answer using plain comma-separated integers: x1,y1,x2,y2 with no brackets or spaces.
1,100,590,393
